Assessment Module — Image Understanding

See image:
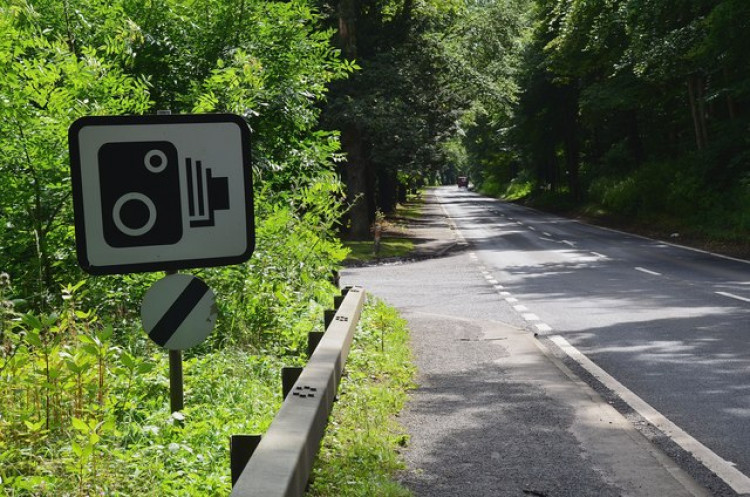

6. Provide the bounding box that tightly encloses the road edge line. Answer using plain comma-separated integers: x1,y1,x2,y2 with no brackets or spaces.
477,192,750,266
549,334,750,494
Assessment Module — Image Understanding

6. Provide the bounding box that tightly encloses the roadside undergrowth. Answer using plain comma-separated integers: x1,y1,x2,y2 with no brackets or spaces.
309,298,416,497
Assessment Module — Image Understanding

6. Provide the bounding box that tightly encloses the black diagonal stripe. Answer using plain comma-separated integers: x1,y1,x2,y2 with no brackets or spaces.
149,278,209,347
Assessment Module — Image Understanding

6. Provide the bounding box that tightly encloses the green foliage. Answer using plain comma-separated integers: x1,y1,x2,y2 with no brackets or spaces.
0,0,413,494
309,299,415,497
463,0,749,243
0,2,150,307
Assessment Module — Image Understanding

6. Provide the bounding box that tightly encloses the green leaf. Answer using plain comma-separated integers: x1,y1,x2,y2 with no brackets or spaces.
88,432,100,446
121,352,135,369
24,330,43,348
71,417,88,433
21,313,42,331
23,419,44,432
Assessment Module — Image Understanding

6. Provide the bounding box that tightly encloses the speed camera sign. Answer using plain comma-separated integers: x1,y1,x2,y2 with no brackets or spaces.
68,114,254,275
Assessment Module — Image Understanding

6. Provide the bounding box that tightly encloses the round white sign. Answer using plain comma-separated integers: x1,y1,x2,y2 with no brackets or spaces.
141,273,217,350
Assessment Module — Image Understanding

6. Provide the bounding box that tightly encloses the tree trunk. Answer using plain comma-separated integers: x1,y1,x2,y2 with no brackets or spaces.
687,75,708,150
377,168,398,214
337,0,372,239
341,125,371,240
338,0,358,59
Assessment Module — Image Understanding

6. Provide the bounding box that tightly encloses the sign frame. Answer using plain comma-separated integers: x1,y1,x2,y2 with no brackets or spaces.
68,113,254,275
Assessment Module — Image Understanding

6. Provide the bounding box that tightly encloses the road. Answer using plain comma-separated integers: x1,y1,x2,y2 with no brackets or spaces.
436,187,750,487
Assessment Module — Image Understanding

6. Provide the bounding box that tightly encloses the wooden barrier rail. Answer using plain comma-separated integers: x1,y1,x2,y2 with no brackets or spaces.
229,286,366,497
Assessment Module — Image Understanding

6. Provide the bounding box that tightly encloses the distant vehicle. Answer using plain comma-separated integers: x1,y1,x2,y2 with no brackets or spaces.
457,176,468,189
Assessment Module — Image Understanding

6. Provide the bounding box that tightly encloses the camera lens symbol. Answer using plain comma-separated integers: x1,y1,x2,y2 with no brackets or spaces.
112,192,157,237
144,149,168,173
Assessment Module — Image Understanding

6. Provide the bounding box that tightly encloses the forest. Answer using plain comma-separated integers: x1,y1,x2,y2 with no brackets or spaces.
332,0,749,245
1,0,748,494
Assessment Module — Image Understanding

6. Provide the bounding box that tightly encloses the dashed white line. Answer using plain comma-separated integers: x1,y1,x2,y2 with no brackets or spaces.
543,232,552,237
635,267,662,276
522,313,540,321
513,305,529,312
493,284,505,290
500,291,511,297
535,323,552,333
562,240,576,247
528,226,537,231
549,334,750,494
715,291,750,304
505,297,519,303
488,279,499,285
591,252,607,259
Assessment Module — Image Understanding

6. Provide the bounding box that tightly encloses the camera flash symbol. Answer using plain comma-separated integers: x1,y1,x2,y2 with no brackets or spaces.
186,158,230,227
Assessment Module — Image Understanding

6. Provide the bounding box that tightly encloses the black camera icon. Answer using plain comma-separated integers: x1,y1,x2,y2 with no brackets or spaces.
98,141,229,248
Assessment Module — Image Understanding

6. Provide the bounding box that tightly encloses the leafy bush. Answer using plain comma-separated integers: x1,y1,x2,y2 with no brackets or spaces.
0,0,379,495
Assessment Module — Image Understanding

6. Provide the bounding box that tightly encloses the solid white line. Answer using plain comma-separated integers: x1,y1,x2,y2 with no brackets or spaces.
635,266,662,276
549,334,750,494
715,291,750,304
586,223,750,266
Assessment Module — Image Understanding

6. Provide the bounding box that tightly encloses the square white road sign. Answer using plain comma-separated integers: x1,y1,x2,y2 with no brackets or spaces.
68,114,254,274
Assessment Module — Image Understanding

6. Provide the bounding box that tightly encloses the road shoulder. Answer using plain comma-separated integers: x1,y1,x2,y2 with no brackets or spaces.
396,311,709,497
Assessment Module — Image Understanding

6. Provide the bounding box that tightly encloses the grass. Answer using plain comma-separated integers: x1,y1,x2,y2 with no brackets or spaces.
308,298,416,497
1,298,416,496
344,238,415,262
342,198,423,263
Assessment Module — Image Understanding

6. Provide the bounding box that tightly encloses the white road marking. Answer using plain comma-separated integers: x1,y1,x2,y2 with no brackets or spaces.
715,291,750,304
522,313,540,321
549,334,750,494
543,232,552,237
635,267,662,276
591,252,607,258
528,226,537,231
493,284,505,290
562,240,576,247
535,323,552,333
514,305,529,312
488,279,499,285
500,292,511,297
505,297,518,303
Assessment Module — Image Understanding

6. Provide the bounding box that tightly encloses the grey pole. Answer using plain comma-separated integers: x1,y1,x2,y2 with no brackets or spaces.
157,110,183,414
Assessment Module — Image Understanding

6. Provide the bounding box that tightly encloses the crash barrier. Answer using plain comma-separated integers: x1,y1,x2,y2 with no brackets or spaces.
229,286,366,496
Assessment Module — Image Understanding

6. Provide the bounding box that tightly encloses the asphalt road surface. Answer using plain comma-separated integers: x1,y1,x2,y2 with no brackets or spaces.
343,186,750,496
441,188,750,487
